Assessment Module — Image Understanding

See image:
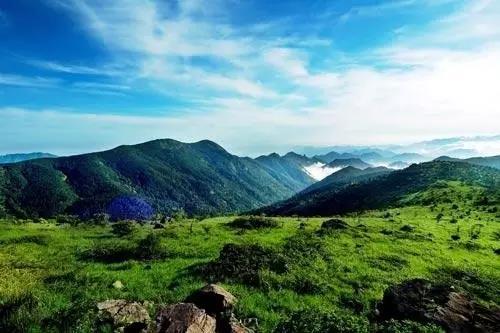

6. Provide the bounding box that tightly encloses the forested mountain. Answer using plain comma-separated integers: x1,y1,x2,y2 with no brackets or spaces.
0,152,56,164
254,152,317,191
435,155,500,169
0,139,305,218
327,158,372,169
257,161,500,216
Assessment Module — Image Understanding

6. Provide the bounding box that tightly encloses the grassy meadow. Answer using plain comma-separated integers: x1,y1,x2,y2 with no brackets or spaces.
0,203,499,332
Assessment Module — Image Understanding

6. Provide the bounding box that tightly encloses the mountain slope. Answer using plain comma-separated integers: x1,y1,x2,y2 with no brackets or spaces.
255,152,317,191
301,166,392,195
0,139,304,218
0,152,57,164
258,161,500,216
435,155,500,170
327,158,372,169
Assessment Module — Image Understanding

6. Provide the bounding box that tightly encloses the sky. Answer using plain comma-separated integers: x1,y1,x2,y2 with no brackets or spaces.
0,0,499,156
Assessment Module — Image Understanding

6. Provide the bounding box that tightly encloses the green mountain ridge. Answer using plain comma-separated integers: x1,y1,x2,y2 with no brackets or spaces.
257,161,500,216
0,139,304,218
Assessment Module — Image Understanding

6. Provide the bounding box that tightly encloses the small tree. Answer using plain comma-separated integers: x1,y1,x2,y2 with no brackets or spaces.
111,220,137,237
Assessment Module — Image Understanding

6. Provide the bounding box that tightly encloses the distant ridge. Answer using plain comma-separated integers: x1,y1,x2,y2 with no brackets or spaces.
0,152,57,164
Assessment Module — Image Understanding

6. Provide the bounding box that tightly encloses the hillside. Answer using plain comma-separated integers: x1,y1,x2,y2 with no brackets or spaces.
258,161,500,216
435,155,500,169
0,152,56,164
254,152,317,190
0,139,305,218
327,158,372,169
301,166,392,195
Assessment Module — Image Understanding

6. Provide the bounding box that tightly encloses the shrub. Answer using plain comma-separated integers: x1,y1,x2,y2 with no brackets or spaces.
199,243,287,286
274,309,369,333
111,220,137,237
136,233,167,260
0,235,49,246
400,225,414,232
227,216,279,230
56,214,80,226
319,218,348,234
80,240,136,263
107,196,154,221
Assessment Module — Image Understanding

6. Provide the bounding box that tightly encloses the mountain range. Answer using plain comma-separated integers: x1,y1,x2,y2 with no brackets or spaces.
1,138,499,219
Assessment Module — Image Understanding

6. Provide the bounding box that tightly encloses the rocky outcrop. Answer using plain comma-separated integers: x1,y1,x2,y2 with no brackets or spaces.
186,284,237,316
97,299,150,333
156,303,216,333
378,279,500,333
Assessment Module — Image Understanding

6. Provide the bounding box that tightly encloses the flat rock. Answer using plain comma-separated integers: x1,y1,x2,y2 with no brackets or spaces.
156,303,216,333
97,299,150,333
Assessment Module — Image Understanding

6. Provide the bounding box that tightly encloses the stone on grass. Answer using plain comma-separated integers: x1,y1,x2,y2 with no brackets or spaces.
378,279,500,333
97,299,150,333
186,284,237,316
156,303,216,333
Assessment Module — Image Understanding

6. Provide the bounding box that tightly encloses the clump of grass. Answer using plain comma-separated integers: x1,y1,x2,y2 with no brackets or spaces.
375,319,444,333
198,243,287,286
399,225,415,232
80,233,167,262
111,220,138,237
0,235,49,246
227,216,279,230
274,308,369,333
318,218,348,234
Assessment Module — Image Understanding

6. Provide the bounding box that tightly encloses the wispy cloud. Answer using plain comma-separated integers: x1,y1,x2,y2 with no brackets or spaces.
0,73,61,88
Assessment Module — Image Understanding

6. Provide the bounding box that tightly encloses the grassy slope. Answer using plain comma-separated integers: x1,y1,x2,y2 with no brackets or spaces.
1,201,499,332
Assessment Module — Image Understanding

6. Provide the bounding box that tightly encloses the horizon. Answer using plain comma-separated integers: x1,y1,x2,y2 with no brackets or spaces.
1,1,500,156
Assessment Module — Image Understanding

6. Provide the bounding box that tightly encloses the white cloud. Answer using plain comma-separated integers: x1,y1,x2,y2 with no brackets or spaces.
0,73,60,88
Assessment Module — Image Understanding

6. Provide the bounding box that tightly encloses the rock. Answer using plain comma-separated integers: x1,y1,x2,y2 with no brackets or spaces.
156,303,216,333
186,284,237,316
97,299,150,333
378,279,500,333
113,280,124,289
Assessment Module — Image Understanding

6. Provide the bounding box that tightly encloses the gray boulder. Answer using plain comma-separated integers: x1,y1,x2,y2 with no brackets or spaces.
156,303,216,333
97,299,150,333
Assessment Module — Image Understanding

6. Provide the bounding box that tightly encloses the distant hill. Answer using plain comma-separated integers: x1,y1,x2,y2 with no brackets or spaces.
254,152,317,191
257,161,500,216
0,139,307,218
300,166,392,195
327,158,372,169
435,155,500,170
0,152,56,164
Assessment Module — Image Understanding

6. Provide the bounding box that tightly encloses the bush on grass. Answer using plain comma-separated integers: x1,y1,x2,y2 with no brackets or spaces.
227,216,279,230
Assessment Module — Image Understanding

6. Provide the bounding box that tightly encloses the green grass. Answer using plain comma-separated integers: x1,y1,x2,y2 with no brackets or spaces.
0,204,499,332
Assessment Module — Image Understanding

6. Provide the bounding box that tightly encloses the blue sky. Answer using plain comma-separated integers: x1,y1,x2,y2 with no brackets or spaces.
1,0,499,156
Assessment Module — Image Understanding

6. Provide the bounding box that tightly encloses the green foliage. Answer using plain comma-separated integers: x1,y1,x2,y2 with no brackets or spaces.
111,220,137,237
136,233,167,260
376,320,444,333
228,216,279,230
274,309,369,333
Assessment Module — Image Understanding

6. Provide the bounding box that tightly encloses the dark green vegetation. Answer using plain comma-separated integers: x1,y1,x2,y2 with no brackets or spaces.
301,166,391,195
435,155,500,170
1,202,498,332
0,139,306,218
255,152,317,191
259,161,500,216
